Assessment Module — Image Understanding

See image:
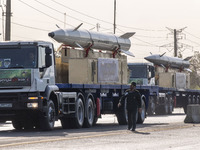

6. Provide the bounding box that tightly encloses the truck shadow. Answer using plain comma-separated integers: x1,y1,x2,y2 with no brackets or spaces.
0,121,168,138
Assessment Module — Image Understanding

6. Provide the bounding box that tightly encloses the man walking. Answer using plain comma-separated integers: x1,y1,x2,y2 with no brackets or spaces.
118,82,142,131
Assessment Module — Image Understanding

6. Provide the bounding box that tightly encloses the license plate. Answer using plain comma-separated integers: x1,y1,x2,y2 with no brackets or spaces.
0,103,12,108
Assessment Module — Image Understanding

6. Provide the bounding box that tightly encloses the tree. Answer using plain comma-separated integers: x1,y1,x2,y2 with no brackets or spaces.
189,51,200,89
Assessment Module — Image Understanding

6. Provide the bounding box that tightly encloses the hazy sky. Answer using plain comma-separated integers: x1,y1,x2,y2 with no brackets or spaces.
2,0,200,62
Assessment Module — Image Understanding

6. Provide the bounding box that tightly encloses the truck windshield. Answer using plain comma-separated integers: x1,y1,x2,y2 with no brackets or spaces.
0,45,37,69
128,65,147,78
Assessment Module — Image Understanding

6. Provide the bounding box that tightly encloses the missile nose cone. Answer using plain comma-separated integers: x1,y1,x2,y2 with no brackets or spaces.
144,56,151,61
144,55,155,63
48,32,55,38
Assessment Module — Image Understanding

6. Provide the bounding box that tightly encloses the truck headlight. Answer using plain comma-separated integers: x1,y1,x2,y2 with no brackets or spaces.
27,103,38,108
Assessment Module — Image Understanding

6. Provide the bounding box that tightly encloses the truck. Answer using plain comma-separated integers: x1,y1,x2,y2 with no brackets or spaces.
0,41,147,130
128,62,200,115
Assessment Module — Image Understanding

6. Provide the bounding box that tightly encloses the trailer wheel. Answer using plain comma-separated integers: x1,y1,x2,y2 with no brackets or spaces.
164,97,169,114
147,96,155,115
188,95,192,104
137,99,146,124
192,95,196,104
72,97,84,128
197,96,200,104
116,98,128,125
83,97,94,128
40,100,55,131
168,96,173,114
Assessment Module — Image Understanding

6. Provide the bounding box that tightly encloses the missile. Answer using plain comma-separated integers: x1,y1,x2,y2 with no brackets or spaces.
48,23,135,57
144,54,192,72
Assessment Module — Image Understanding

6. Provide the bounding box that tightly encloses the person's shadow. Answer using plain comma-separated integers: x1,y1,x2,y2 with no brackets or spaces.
132,130,150,135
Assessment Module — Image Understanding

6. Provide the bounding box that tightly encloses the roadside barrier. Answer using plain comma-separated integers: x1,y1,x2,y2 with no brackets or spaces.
184,104,200,123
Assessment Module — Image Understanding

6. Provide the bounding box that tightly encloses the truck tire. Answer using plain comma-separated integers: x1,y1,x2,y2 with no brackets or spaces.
168,96,173,114
0,120,6,123
155,106,165,115
40,100,55,131
164,97,169,114
12,120,23,130
72,97,84,128
93,117,98,126
83,97,94,128
116,98,128,125
147,96,155,115
137,99,146,124
60,118,71,129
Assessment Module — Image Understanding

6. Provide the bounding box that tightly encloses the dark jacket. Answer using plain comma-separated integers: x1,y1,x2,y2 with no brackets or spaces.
120,89,141,111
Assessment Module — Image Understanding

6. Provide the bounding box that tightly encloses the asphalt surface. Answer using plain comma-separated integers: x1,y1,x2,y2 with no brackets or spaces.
0,108,200,150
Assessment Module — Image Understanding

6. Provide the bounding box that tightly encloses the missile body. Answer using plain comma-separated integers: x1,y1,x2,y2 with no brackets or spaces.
48,26,135,57
144,54,190,71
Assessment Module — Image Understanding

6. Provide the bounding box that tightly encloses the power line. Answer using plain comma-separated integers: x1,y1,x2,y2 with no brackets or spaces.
50,0,167,32
50,0,111,24
12,21,51,32
34,0,96,28
184,31,200,40
132,37,160,47
18,0,74,27
0,16,51,32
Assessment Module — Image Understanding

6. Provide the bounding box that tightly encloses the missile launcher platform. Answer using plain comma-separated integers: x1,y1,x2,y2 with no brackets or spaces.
55,46,128,85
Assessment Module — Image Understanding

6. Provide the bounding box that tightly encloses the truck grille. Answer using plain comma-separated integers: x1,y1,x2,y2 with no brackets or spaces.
0,93,19,102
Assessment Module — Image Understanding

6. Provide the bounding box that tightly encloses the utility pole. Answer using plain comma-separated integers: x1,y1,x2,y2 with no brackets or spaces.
113,0,116,34
64,13,66,28
174,29,177,57
96,23,100,32
161,27,192,57
5,0,11,41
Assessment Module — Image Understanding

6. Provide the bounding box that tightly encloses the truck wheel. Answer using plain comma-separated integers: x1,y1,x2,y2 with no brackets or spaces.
40,100,55,131
24,120,34,130
137,99,146,124
84,97,94,128
72,97,84,128
116,98,128,125
12,120,23,130
60,118,71,129
93,117,98,126
147,96,155,115
0,120,6,123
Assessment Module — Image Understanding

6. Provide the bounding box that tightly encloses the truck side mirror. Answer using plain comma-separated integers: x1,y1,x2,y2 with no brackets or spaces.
45,47,52,67
150,66,155,78
46,55,52,67
45,47,52,54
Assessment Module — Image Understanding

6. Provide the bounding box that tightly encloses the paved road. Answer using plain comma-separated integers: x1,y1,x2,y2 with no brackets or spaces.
0,108,200,150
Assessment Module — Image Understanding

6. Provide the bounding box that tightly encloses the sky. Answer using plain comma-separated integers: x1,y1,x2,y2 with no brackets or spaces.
1,0,200,62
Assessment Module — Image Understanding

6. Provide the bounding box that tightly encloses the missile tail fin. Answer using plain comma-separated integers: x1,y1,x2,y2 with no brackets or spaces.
56,24,60,29
120,49,135,57
120,32,135,39
161,64,166,69
75,42,84,50
73,23,83,31
184,68,192,72
184,56,192,61
159,52,166,57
